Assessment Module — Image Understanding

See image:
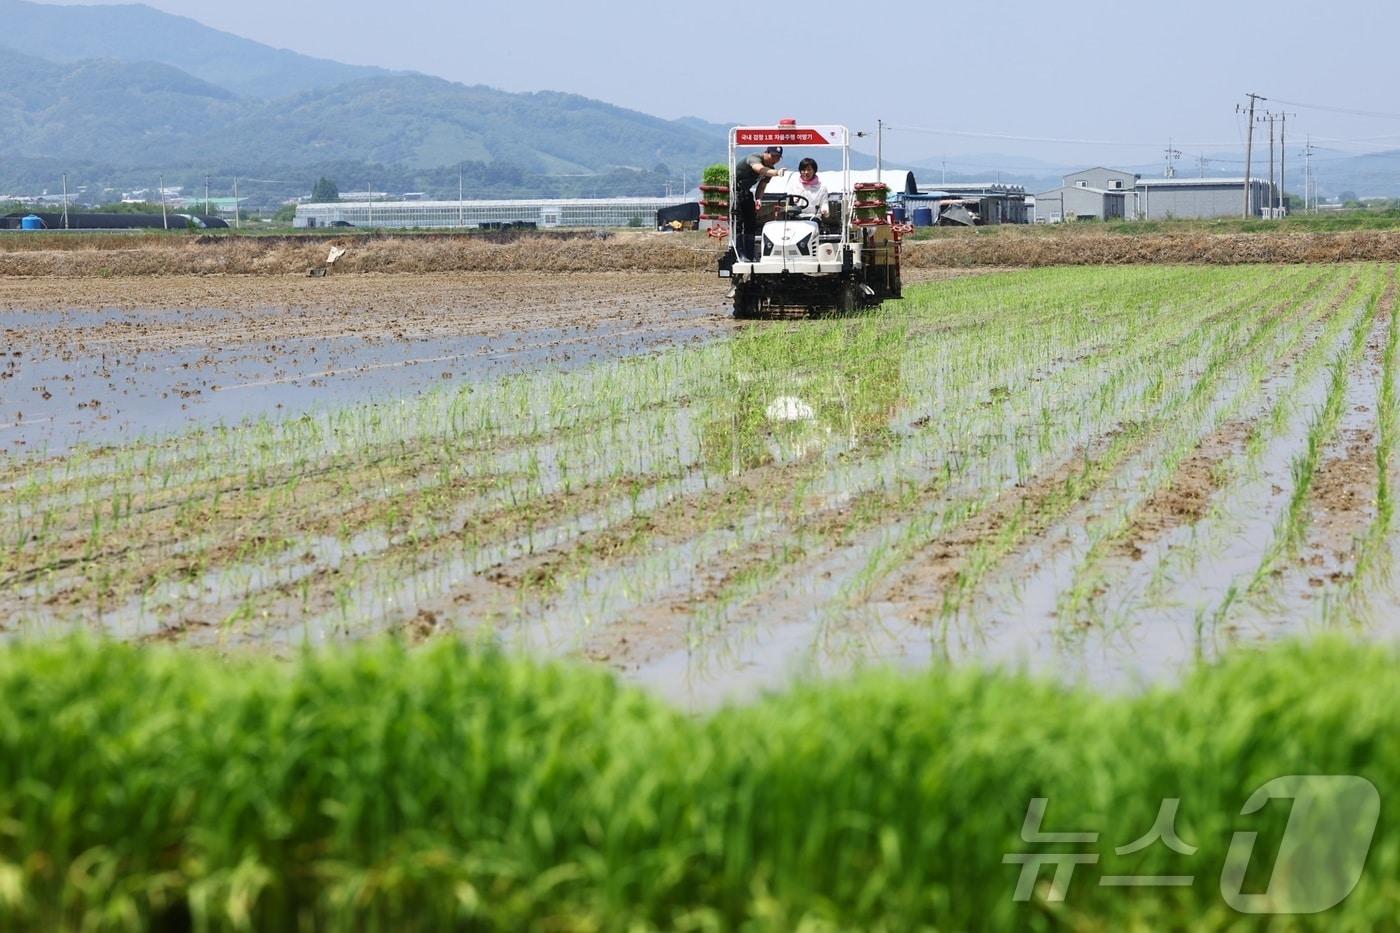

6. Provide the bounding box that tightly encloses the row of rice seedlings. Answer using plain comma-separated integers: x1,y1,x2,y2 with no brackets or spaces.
1051,267,1360,628
0,268,1315,645
7,310,919,633
718,270,1363,686
642,268,1303,663
816,268,1305,626
1244,269,1385,599
1100,269,1379,655
218,267,1192,638
928,275,1325,623
1298,266,1400,628
6,408,707,631
6,317,852,615
1124,270,1379,645
0,324,773,545
492,269,1273,648
1346,268,1400,610
261,320,925,639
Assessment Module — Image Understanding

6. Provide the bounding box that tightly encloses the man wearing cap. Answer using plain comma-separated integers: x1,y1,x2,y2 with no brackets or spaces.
733,146,785,261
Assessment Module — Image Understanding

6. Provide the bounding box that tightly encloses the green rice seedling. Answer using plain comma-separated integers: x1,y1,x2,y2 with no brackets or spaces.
1,637,1400,929
1248,272,1384,594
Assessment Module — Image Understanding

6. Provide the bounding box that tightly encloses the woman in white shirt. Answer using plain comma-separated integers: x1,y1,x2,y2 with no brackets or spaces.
794,157,830,220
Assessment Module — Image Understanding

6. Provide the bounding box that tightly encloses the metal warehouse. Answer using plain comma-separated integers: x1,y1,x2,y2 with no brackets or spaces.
294,197,692,230
1034,185,1126,222
1136,178,1276,220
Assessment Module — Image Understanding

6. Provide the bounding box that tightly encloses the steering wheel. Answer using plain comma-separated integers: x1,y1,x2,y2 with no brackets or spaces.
784,194,811,214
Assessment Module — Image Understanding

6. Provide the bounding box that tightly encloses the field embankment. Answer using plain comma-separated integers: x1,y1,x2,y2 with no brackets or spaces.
10,227,1400,275
0,636,1395,931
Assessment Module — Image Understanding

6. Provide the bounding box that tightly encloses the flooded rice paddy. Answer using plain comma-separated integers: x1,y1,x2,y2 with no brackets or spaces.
3,265,1398,708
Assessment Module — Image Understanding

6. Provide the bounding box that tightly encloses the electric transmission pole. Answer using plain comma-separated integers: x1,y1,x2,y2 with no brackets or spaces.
1239,93,1265,218
1279,112,1290,216
1164,138,1182,177
1305,136,1316,213
1266,112,1276,218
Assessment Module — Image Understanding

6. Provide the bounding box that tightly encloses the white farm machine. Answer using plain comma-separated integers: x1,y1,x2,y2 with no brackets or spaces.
718,121,903,318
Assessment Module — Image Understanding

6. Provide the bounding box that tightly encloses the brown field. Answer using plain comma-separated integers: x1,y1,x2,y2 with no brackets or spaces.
8,227,1400,277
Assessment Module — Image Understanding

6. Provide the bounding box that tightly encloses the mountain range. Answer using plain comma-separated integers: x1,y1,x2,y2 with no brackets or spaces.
2,0,1398,204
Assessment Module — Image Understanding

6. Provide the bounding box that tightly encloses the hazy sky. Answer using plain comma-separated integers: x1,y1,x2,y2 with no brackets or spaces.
35,0,1400,173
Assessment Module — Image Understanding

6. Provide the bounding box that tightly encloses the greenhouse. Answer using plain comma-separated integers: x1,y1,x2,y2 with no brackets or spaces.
293,197,693,230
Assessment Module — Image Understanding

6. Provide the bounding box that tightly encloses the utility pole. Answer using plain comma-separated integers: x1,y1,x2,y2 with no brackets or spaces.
942,159,947,186
160,173,168,230
234,177,240,229
1305,135,1316,213
1279,112,1289,216
458,162,463,227
1198,154,1211,178
1239,93,1265,218
1164,138,1182,178
1266,113,1276,219
61,173,69,229
204,174,210,215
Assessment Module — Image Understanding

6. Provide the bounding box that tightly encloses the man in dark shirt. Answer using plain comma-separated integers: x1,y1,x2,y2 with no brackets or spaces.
733,146,785,261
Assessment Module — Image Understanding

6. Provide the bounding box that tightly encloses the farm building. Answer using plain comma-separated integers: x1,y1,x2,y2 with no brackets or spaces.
1064,167,1138,192
1135,177,1276,220
1038,165,1280,221
293,197,691,230
1033,185,1127,222
1037,167,1278,222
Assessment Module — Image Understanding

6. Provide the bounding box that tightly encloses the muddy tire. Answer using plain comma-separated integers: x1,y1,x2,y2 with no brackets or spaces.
836,279,861,315
733,285,760,320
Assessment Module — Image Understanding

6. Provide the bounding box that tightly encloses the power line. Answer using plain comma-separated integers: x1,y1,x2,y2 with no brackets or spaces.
1268,97,1400,121
885,123,1239,148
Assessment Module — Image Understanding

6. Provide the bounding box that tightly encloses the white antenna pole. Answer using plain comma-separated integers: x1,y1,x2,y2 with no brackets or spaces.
160,173,168,229
876,118,883,186
234,177,240,229
61,173,69,229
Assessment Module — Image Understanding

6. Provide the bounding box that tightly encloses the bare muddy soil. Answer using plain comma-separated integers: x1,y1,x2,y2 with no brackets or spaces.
1,273,734,452
8,226,1400,278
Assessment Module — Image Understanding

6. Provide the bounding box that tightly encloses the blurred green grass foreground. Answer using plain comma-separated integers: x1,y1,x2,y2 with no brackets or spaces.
0,637,1396,930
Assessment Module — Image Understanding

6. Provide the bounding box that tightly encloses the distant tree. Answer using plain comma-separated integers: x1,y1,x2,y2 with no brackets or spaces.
272,203,297,223
1339,190,1358,204
310,177,340,202
95,201,165,214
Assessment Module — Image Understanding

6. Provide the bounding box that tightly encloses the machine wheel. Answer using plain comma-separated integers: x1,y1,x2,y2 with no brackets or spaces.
835,279,861,315
732,284,761,319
